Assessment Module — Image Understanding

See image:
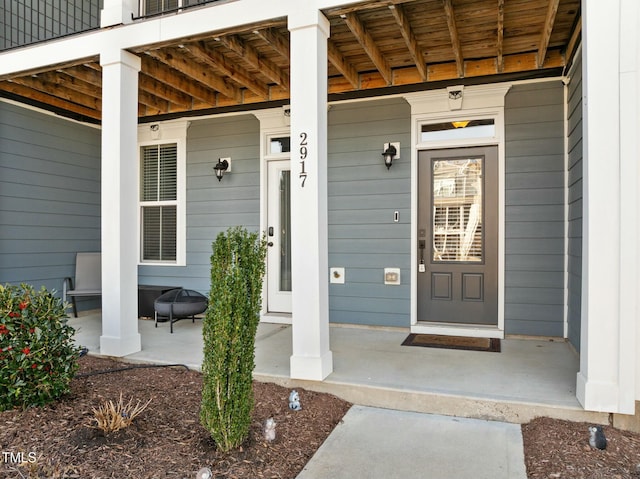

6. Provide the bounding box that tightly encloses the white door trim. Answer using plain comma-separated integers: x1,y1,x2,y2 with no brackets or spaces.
254,108,292,324
405,83,512,339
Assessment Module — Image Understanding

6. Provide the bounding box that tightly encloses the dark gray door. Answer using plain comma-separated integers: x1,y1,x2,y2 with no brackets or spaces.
417,147,498,325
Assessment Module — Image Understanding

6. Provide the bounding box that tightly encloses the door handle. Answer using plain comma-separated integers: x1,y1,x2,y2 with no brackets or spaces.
267,242,274,247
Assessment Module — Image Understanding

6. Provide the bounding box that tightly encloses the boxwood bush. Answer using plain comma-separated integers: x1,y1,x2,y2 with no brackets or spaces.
0,283,80,411
200,227,267,452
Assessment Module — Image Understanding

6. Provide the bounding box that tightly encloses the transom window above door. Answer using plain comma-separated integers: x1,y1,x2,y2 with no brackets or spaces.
421,119,495,142
269,136,291,154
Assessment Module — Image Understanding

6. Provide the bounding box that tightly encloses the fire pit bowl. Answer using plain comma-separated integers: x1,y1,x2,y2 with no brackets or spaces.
154,288,208,333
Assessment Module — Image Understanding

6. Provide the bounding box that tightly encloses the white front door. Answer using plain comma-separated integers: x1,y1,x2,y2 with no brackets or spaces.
266,159,292,313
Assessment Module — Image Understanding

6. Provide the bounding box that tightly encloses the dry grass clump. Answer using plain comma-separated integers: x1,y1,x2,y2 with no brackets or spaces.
91,393,152,433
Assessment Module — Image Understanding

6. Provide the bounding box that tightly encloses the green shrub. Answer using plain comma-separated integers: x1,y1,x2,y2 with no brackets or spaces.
200,227,267,452
0,283,80,411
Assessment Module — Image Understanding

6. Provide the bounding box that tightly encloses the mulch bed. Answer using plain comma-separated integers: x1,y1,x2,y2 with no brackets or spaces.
522,417,640,479
2,355,640,478
0,355,351,479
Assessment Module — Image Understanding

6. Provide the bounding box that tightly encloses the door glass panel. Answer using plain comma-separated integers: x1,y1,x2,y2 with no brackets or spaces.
432,157,483,263
279,170,292,291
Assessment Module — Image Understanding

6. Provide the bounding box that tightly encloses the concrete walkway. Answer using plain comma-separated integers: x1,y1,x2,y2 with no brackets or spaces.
297,405,527,479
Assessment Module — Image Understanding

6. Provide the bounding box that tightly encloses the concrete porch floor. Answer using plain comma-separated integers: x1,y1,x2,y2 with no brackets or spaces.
69,312,609,425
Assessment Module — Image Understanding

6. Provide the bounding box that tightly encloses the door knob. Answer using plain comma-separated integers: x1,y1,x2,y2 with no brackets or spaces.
267,242,274,247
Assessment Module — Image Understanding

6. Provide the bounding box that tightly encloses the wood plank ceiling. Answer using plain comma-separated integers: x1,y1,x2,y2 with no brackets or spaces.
0,0,581,123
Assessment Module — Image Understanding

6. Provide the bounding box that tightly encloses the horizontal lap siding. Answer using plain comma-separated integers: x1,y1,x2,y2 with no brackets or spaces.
138,115,260,293
328,98,411,327
504,82,565,337
566,57,583,351
0,101,101,310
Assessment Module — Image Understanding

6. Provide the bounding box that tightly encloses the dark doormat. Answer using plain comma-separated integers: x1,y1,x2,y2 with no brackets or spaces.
401,333,501,352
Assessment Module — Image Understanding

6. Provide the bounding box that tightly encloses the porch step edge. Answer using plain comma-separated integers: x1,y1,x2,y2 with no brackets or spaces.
253,373,610,426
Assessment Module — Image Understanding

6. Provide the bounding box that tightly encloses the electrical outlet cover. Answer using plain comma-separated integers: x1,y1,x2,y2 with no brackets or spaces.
384,267,401,285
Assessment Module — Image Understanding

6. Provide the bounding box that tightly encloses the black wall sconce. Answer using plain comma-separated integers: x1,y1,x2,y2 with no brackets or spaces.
382,142,400,170
213,157,230,181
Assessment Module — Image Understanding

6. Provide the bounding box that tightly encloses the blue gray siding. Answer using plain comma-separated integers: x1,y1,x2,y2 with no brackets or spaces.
138,114,261,293
327,98,411,327
566,57,583,351
504,82,566,336
0,100,101,310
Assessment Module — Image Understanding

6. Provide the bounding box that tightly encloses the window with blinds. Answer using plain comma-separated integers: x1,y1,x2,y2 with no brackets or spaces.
140,144,178,262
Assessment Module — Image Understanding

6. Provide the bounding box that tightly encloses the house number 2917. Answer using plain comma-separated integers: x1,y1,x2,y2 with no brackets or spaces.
299,132,308,187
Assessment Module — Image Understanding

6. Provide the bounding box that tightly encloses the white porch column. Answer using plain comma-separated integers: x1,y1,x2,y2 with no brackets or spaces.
99,49,142,357
577,0,638,413
287,9,333,380
101,0,138,27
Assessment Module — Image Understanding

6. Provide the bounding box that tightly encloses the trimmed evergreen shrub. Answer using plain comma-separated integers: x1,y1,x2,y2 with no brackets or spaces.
0,283,80,411
200,227,267,452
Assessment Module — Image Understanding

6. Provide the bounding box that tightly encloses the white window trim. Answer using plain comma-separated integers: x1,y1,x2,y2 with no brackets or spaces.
405,83,512,339
137,120,190,266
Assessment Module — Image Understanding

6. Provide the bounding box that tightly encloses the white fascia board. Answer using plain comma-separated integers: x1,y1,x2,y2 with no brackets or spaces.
0,30,104,77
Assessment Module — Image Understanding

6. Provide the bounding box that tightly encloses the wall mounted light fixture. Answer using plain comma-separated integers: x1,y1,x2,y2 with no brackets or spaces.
382,142,400,170
213,157,230,181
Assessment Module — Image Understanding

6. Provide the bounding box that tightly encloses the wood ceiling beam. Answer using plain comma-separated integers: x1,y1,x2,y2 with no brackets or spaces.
342,12,392,85
139,64,194,109
252,28,289,61
40,71,102,99
0,81,101,120
442,0,464,78
537,0,560,68
327,39,360,89
215,34,290,89
147,48,238,100
183,42,269,99
497,0,504,73
138,89,170,112
388,4,428,82
9,76,101,110
60,66,102,87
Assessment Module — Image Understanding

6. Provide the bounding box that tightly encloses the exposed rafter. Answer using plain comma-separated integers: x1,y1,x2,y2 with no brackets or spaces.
138,89,170,112
215,34,290,89
60,65,102,87
327,39,359,89
184,42,269,99
442,0,464,78
253,28,289,61
140,59,198,108
146,48,238,100
10,75,100,110
40,71,102,100
342,12,392,85
497,0,504,73
0,0,580,122
389,4,428,82
0,81,101,119
538,0,561,68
